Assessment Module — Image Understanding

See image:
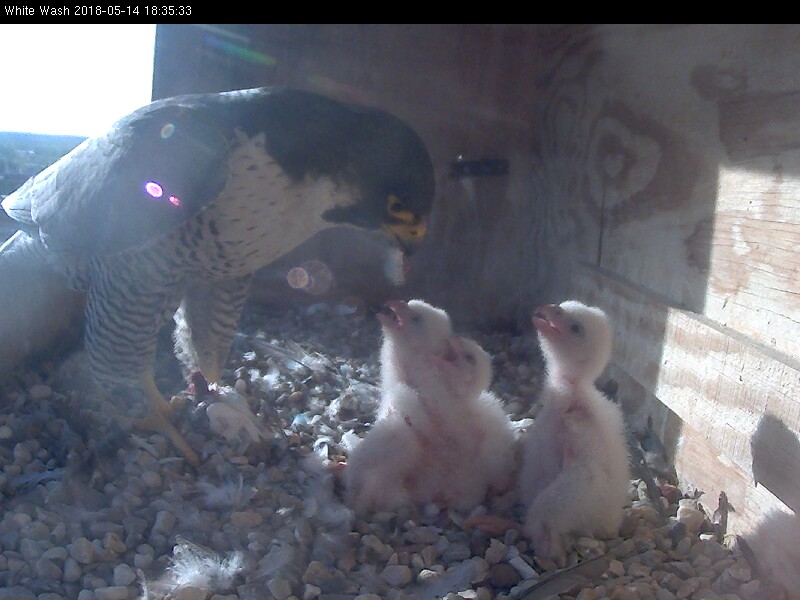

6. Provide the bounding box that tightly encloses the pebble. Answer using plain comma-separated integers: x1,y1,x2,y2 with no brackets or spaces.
690,539,728,563
442,541,472,563
381,564,413,586
112,563,137,586
675,536,693,555
609,586,639,600
151,510,175,535
230,510,264,528
24,520,50,541
93,587,130,600
655,588,676,600
28,383,53,400
63,557,83,582
0,587,36,600
133,552,153,569
35,557,63,580
484,539,508,564
362,534,394,560
69,537,95,564
576,589,596,600
13,442,33,463
609,559,626,577
42,546,69,561
508,555,537,580
20,537,43,560
302,561,337,586
140,470,162,488
628,562,651,578
612,538,636,559
418,568,440,582
268,577,293,600
103,532,127,554
174,587,208,600
405,526,441,545
490,563,521,587
676,506,706,533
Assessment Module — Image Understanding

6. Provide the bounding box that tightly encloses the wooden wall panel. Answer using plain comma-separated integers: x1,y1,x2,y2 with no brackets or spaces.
544,24,800,356
571,263,800,594
705,164,800,359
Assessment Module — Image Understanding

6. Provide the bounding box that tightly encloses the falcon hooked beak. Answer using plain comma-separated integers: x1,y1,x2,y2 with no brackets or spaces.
381,194,428,255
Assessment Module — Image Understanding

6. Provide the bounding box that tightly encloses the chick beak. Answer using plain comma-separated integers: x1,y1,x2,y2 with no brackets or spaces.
532,304,563,338
376,300,409,329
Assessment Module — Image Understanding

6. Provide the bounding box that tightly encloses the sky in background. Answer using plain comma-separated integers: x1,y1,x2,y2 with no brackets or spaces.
0,25,156,137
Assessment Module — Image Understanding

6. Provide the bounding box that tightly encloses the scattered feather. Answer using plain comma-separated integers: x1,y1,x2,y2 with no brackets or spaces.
249,337,338,374
195,473,255,510
206,386,268,450
518,556,611,600
138,536,243,599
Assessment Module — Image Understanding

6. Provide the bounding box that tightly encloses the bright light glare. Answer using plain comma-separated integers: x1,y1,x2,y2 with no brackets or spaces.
145,181,163,198
0,25,156,137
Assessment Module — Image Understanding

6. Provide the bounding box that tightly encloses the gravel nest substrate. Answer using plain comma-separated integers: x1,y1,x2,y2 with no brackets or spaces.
0,301,784,600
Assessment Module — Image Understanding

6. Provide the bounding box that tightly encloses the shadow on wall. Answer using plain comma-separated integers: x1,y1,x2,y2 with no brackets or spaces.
747,414,800,598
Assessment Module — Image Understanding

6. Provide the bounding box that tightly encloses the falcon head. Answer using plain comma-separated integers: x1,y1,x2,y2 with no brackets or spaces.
254,89,435,256
316,107,434,255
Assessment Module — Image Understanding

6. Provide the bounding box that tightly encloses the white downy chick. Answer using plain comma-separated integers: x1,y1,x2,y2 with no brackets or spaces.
344,300,515,515
519,300,631,560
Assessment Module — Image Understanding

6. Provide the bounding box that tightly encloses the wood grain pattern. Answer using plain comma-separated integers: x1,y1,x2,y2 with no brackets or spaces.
542,25,800,360
704,164,800,360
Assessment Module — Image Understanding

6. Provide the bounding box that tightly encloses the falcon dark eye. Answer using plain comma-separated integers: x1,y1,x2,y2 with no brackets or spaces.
388,198,408,214
570,322,584,336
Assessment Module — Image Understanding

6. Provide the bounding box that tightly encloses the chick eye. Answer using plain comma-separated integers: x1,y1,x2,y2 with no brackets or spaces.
464,353,476,365
410,314,423,324
570,322,584,336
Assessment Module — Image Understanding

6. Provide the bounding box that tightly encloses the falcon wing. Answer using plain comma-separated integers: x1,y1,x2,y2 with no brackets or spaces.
2,98,234,257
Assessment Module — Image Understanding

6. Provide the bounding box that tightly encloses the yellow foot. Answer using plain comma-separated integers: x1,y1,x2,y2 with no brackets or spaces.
137,374,200,466
135,409,200,466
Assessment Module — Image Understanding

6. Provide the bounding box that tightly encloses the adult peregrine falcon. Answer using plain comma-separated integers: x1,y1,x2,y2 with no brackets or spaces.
0,86,434,465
